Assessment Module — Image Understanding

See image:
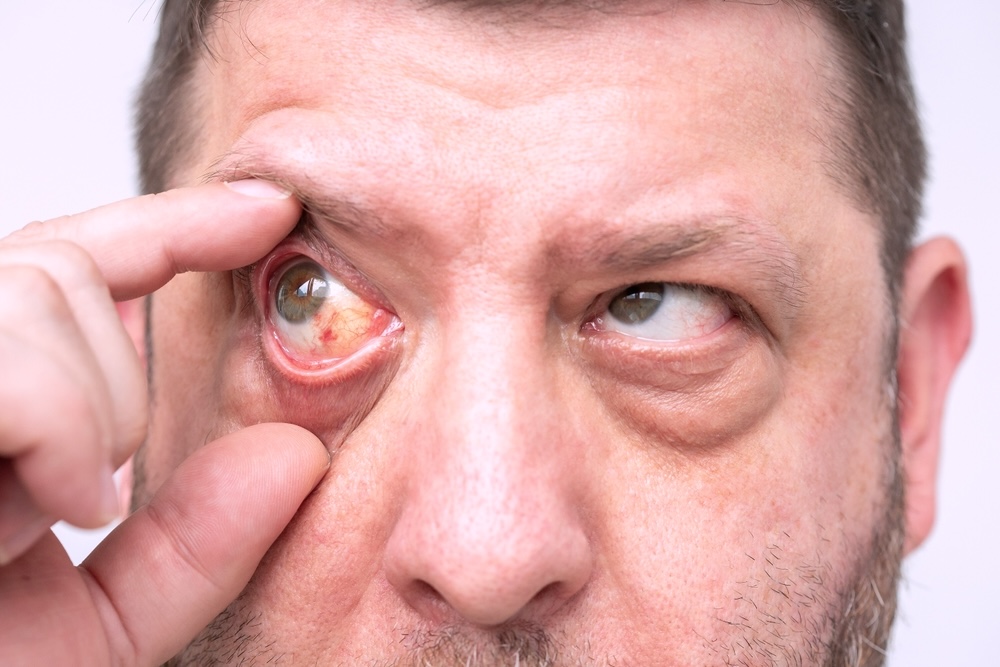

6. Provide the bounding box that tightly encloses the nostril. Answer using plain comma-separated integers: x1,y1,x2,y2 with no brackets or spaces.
402,578,566,628
397,571,586,629
523,580,584,618
403,578,453,624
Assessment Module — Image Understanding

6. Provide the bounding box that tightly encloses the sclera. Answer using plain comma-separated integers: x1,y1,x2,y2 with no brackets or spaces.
256,247,403,383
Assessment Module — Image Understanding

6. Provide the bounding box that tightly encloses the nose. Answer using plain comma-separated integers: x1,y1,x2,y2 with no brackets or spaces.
383,320,594,627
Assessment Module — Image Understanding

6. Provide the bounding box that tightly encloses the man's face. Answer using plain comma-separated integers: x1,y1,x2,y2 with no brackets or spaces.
140,1,902,664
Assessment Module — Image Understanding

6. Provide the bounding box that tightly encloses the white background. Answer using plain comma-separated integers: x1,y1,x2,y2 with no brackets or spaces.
0,3,996,664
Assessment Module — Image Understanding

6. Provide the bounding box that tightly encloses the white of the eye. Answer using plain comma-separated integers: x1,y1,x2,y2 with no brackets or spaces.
603,285,732,341
271,267,355,350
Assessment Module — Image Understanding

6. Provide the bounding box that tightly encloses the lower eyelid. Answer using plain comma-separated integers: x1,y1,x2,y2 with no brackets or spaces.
585,310,740,348
264,318,403,384
574,316,755,392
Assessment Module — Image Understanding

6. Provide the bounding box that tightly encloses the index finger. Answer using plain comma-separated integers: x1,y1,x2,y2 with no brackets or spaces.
3,180,301,301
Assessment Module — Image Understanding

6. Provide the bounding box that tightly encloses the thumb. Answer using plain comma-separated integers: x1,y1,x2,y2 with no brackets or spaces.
80,423,330,666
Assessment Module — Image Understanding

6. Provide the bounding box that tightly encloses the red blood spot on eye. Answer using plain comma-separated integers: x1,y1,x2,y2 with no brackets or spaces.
305,304,392,359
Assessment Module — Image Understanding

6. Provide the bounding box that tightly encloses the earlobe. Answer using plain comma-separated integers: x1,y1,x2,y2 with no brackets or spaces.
896,237,972,554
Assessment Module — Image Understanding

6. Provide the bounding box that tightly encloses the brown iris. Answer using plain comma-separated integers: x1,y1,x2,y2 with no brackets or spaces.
608,283,665,324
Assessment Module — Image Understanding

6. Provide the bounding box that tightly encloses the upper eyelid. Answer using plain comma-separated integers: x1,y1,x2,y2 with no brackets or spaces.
254,233,393,313
209,161,801,326
590,281,728,316
207,157,802,304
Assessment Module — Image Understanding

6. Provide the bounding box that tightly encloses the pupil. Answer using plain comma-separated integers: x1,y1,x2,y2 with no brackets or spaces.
609,283,664,324
276,261,329,323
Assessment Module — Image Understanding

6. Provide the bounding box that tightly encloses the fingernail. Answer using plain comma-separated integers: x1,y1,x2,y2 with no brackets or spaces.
98,465,121,525
0,514,53,566
224,178,293,199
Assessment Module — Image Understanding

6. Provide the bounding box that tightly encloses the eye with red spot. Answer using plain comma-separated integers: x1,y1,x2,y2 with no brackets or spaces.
266,256,399,368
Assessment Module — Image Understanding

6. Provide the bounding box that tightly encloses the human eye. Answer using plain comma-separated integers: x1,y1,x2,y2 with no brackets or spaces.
593,282,733,342
266,256,399,368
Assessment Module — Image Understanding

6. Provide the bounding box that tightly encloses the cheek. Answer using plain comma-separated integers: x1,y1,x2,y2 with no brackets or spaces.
592,426,884,656
144,273,402,495
579,337,892,649
585,333,783,452
142,274,236,494
218,304,402,450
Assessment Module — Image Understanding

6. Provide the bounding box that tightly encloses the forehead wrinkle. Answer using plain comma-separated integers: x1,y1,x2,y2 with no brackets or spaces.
419,0,671,28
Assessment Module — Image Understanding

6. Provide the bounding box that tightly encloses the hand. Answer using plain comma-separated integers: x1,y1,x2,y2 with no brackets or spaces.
0,181,331,664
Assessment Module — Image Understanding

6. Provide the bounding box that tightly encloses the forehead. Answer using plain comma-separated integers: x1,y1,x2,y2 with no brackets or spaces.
200,0,838,152
189,0,873,293
200,2,842,216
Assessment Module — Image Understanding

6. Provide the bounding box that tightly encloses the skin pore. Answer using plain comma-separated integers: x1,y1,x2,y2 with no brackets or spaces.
134,1,909,665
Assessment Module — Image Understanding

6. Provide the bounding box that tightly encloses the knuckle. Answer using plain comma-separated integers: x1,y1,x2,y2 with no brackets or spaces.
0,239,108,302
3,219,54,244
0,264,69,317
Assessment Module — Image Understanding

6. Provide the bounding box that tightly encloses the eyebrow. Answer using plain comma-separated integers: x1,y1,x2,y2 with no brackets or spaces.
559,218,805,309
204,150,391,238
207,148,804,309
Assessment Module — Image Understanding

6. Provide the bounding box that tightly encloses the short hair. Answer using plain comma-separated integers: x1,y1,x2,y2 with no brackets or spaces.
136,0,925,304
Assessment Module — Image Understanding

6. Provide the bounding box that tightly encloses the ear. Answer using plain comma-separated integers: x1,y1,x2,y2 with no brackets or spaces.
897,237,972,554
115,297,148,513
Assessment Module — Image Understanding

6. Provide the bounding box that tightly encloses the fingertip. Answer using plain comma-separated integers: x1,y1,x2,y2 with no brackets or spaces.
223,179,293,200
241,422,331,484
14,181,305,301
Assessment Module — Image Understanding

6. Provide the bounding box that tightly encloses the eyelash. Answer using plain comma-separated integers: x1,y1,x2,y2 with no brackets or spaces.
232,265,259,317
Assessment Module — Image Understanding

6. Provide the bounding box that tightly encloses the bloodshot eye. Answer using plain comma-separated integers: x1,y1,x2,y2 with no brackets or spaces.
267,257,396,366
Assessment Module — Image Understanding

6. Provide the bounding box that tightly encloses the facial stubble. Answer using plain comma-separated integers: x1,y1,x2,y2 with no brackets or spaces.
155,428,904,667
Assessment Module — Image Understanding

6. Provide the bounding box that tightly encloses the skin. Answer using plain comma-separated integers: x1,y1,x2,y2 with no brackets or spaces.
0,1,971,666
0,182,331,665
139,0,963,664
